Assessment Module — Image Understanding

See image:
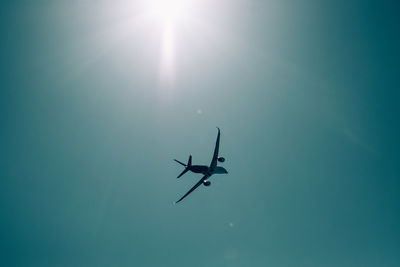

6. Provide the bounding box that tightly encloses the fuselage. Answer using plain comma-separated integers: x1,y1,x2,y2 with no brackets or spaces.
188,165,209,175
188,165,228,176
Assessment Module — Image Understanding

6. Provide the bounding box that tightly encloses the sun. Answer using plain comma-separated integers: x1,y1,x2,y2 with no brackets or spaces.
143,0,195,86
147,0,190,24
88,0,213,88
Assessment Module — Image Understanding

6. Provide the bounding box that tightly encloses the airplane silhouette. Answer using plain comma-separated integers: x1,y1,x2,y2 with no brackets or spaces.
174,127,228,203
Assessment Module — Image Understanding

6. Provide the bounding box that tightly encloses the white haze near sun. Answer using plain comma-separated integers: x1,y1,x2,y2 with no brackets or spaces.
63,0,251,90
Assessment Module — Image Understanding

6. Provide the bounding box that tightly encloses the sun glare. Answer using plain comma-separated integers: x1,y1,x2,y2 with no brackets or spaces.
143,0,194,87
147,0,189,24
82,1,226,90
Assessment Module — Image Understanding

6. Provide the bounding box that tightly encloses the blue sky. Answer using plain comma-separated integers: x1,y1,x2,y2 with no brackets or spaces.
1,1,399,266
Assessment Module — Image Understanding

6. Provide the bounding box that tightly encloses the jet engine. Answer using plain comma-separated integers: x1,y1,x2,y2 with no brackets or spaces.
203,180,211,186
218,157,225,162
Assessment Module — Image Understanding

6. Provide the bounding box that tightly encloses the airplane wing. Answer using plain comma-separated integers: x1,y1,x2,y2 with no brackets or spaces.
175,175,209,203
209,127,220,170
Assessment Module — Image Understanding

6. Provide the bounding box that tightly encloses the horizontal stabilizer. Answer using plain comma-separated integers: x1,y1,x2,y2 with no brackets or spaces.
174,155,192,179
174,159,186,167
177,169,189,178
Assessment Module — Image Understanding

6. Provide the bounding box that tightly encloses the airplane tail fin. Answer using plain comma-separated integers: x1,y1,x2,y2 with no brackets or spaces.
174,155,192,179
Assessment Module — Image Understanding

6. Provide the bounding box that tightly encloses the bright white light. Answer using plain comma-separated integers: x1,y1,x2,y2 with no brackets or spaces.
144,0,195,87
147,0,190,24
160,24,175,84
70,0,235,92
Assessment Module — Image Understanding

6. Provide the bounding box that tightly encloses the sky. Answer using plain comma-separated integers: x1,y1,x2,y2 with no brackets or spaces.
1,0,399,266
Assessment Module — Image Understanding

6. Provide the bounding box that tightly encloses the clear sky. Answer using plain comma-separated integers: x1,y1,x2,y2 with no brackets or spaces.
1,0,399,266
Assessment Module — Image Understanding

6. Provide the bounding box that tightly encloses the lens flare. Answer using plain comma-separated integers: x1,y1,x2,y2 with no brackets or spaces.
148,0,188,24
160,23,175,85
145,0,193,87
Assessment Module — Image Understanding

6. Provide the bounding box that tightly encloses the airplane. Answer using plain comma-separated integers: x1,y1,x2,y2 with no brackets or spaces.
174,127,228,203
